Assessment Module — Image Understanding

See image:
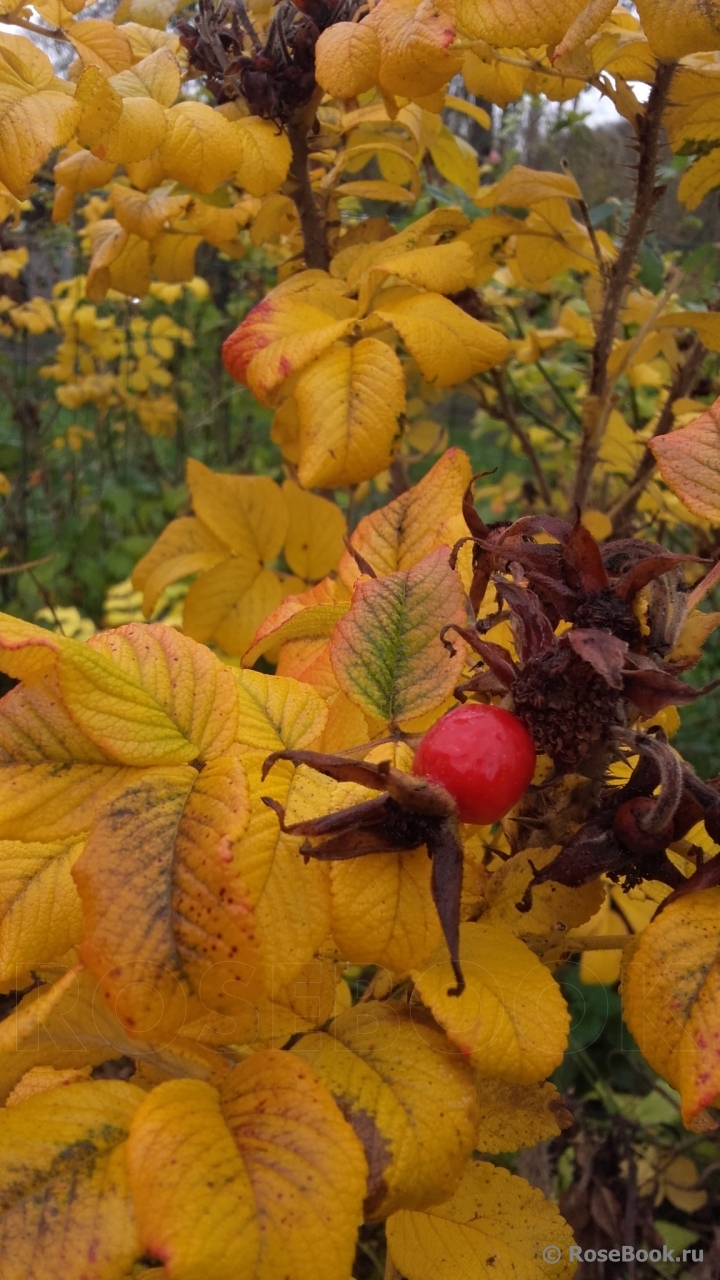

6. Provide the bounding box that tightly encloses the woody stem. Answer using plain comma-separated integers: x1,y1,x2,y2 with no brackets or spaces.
572,59,677,512
287,104,329,272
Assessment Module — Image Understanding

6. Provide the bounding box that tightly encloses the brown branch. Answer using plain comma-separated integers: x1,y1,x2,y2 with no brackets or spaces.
572,59,677,512
489,370,554,510
287,98,329,272
608,337,705,534
0,13,69,38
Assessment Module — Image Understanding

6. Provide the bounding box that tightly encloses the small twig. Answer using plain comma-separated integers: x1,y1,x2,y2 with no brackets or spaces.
561,159,609,284
535,360,582,426
0,12,69,38
0,553,55,577
489,370,554,509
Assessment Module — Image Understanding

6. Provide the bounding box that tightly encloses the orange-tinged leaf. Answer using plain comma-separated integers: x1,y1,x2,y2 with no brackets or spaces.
294,1001,478,1217
243,578,350,668
0,1079,144,1280
374,290,510,385
622,889,720,1125
339,447,472,584
411,921,570,1083
127,1050,367,1280
330,843,441,971
651,396,720,521
368,0,462,99
223,289,357,406
295,337,406,488
386,1159,577,1280
315,20,381,97
282,480,347,580
330,547,466,725
74,754,262,1037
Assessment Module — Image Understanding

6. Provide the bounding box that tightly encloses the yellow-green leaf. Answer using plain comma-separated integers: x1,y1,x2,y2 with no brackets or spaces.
330,546,467,725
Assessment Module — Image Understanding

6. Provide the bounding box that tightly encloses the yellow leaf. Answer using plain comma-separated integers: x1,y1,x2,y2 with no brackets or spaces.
159,100,242,194
330,546,467,725
623,889,720,1125
54,145,116,192
113,45,180,105
463,48,529,107
132,514,227,614
656,309,720,353
446,94,491,128
368,0,462,99
678,150,720,212
636,0,720,58
339,446,472,583
475,1078,573,1154
223,283,357,406
242,578,350,667
368,240,475,297
411,921,570,1083
554,0,617,58
387,1159,577,1280
294,1001,478,1217
651,395,720,521
476,164,581,209
457,0,590,47
295,337,406,488
151,230,203,282
337,178,417,203
234,115,291,197
111,181,187,238
483,845,606,937
330,842,442,971
70,18,133,75
0,838,84,982
429,127,479,195
375,290,509,385
0,1079,144,1280
232,670,331,978
127,1051,367,1280
282,479,347,580
668,609,720,665
184,562,284,655
5,1064,93,1106
0,87,81,198
315,20,381,97
188,457,288,560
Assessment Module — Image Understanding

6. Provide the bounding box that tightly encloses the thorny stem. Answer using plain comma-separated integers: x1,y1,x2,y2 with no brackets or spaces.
609,337,706,533
488,370,555,509
572,59,677,512
287,101,329,272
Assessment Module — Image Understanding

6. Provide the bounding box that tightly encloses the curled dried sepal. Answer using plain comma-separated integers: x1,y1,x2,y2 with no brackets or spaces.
262,748,466,994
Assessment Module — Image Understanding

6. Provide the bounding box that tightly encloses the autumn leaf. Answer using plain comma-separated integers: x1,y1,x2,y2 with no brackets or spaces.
294,337,406,487
651,395,720,521
315,20,381,97
367,0,462,99
0,1078,144,1280
294,1001,478,1217
483,845,606,937
126,1050,367,1280
338,446,472,584
330,547,467,726
386,1160,577,1280
373,290,510,385
457,0,591,47
623,889,720,1125
0,837,85,981
475,1078,573,1154
475,164,582,209
159,100,242,194
223,278,358,405
235,115,292,197
411,921,570,1083
243,578,351,669
635,0,720,58
0,34,81,197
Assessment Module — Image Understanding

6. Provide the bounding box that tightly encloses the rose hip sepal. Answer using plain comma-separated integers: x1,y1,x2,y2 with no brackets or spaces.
261,748,468,995
412,704,536,825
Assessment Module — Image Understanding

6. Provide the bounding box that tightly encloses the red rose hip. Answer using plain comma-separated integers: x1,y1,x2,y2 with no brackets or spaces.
412,704,537,824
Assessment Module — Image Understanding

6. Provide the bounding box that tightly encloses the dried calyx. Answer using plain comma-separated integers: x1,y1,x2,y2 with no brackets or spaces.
178,0,359,122
261,749,468,996
447,483,718,768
